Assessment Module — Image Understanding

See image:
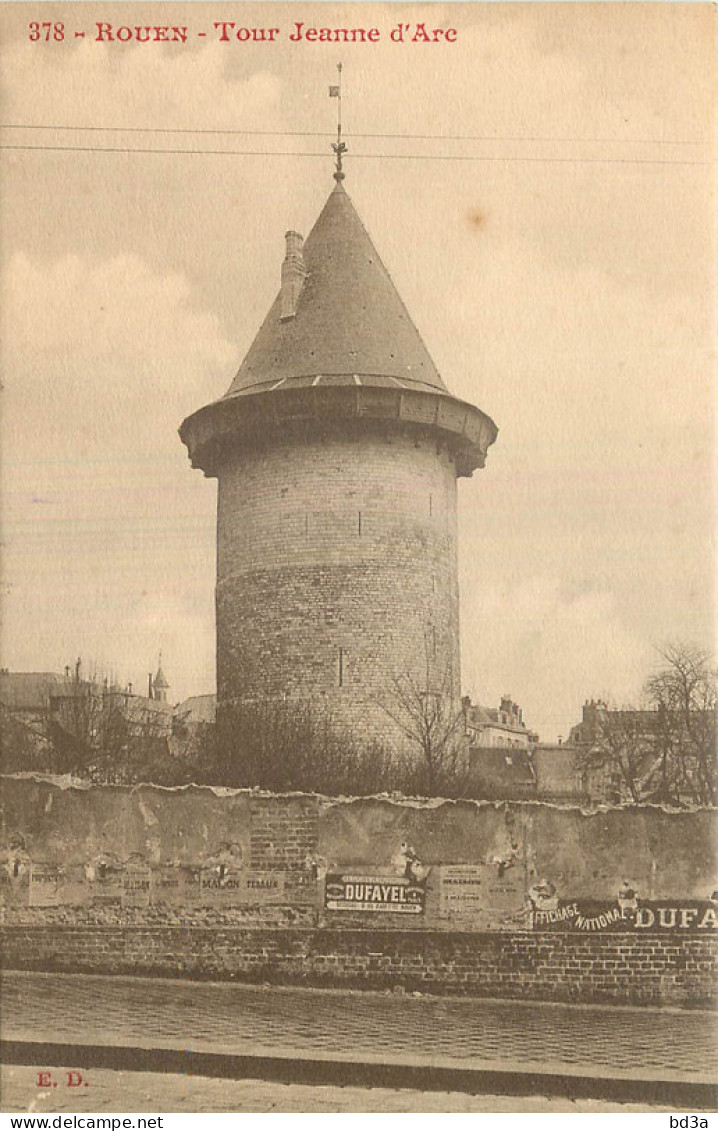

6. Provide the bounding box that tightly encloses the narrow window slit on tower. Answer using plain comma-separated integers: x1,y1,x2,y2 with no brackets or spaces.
358,510,362,535
304,512,309,535
429,493,433,517
338,647,344,687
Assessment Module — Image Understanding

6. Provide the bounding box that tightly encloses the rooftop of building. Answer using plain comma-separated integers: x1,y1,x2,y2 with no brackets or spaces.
468,745,537,799
0,671,70,711
153,667,169,691
463,696,538,741
174,693,217,725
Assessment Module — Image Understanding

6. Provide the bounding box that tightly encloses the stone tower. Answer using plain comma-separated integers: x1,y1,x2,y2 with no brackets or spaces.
180,176,497,749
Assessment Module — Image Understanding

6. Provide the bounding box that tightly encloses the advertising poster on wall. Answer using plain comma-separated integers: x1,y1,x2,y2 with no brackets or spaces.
325,873,425,914
27,863,60,908
532,899,718,933
437,862,525,928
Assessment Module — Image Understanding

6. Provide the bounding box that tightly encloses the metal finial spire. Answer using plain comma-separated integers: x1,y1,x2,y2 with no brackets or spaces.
329,62,347,182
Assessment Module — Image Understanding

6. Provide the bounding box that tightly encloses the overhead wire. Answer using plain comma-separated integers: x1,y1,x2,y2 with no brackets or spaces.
0,122,706,146
0,120,711,166
0,143,710,167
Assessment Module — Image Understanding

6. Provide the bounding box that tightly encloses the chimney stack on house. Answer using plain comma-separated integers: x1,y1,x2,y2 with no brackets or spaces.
280,230,308,321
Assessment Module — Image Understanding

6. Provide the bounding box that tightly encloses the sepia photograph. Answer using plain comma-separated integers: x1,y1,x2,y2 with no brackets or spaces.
0,0,715,1116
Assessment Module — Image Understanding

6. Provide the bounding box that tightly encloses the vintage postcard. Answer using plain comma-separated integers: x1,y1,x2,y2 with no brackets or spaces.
1,1,715,1117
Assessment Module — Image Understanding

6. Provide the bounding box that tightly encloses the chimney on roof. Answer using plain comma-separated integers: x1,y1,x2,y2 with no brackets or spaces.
280,230,307,321
148,673,154,699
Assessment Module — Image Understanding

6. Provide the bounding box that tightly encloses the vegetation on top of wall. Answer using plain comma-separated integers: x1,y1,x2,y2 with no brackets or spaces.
2,643,714,807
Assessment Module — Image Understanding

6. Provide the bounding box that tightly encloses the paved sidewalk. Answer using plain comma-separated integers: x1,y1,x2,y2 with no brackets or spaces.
3,971,716,1088
1,1065,686,1114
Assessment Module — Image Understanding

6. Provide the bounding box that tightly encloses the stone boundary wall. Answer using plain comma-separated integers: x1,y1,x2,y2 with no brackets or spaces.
2,778,714,915
2,777,716,1007
1,926,715,1009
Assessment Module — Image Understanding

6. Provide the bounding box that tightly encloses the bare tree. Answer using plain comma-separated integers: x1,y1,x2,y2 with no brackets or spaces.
574,708,653,805
379,652,469,797
576,643,716,807
645,643,716,806
0,703,54,773
46,662,175,784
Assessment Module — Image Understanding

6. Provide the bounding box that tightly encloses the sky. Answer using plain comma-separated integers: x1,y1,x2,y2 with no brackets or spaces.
1,2,715,742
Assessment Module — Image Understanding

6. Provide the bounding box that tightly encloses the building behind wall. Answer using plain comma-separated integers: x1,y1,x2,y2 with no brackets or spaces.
464,695,539,801
468,745,537,801
463,695,538,749
0,660,176,778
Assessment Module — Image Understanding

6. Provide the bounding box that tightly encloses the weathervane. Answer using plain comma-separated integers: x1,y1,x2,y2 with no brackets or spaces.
329,62,346,181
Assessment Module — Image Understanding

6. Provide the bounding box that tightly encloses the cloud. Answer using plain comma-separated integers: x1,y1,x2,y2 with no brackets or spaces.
461,575,654,742
1,37,283,132
1,250,231,696
2,250,234,458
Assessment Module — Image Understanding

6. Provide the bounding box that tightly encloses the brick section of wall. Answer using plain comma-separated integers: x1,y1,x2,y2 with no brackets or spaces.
2,927,714,1008
249,796,319,904
0,906,318,928
216,428,461,748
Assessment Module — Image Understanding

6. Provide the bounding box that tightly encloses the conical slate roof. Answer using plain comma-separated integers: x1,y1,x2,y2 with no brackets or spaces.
180,179,498,478
225,181,448,398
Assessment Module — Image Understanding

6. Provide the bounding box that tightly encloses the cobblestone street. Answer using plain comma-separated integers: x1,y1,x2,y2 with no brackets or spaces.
3,971,716,1086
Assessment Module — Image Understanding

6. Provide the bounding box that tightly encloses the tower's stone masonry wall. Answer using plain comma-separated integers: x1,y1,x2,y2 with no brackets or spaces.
216,429,461,745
